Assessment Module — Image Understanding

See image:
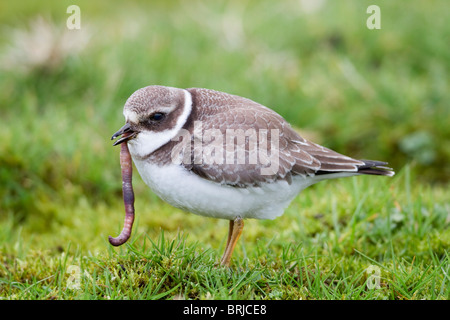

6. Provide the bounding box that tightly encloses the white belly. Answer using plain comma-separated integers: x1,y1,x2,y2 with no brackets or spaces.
131,158,317,220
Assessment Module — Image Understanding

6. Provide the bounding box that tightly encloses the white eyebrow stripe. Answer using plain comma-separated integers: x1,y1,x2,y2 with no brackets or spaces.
123,106,177,124
123,109,139,123
152,106,177,114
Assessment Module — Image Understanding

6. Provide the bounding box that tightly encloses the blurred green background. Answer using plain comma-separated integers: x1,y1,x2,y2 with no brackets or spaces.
0,0,448,248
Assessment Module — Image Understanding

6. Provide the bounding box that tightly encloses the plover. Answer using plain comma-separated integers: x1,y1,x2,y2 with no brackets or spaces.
111,85,394,266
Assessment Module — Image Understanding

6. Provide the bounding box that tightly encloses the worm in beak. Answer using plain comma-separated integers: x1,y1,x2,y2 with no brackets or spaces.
109,131,135,246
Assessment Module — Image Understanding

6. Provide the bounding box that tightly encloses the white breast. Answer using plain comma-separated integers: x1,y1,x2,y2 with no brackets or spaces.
131,158,317,220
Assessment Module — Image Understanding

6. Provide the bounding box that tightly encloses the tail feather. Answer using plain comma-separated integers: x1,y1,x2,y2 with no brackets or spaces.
315,159,395,177
356,160,395,177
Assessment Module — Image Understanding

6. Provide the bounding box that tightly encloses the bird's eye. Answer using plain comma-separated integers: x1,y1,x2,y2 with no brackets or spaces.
149,112,165,121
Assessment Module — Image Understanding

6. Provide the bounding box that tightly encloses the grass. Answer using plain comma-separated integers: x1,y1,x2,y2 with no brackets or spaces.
0,0,449,300
1,167,449,300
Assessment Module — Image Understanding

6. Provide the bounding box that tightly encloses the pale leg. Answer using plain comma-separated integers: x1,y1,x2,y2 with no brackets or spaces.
220,216,244,266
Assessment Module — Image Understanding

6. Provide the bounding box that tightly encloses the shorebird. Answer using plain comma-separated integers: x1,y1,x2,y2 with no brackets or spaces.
110,85,394,266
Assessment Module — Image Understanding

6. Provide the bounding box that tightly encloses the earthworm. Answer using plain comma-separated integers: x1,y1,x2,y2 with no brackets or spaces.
109,142,135,246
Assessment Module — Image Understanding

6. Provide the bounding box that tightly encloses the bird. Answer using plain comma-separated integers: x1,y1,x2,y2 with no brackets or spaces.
111,85,394,266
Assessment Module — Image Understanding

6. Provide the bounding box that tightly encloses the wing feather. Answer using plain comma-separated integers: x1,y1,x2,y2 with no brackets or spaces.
176,88,392,187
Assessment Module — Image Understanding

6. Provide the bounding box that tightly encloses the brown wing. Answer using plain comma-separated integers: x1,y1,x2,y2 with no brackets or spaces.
177,88,366,187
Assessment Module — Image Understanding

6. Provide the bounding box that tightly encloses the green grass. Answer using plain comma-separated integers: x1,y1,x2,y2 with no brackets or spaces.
0,0,449,300
1,167,448,300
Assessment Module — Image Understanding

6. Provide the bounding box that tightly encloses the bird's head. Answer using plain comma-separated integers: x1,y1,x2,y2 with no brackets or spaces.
111,85,192,158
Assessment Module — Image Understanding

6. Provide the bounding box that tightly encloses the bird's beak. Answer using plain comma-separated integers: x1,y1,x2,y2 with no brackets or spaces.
111,123,137,146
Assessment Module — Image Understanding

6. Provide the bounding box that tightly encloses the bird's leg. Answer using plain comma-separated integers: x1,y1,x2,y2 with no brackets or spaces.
220,216,244,266
224,219,234,252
